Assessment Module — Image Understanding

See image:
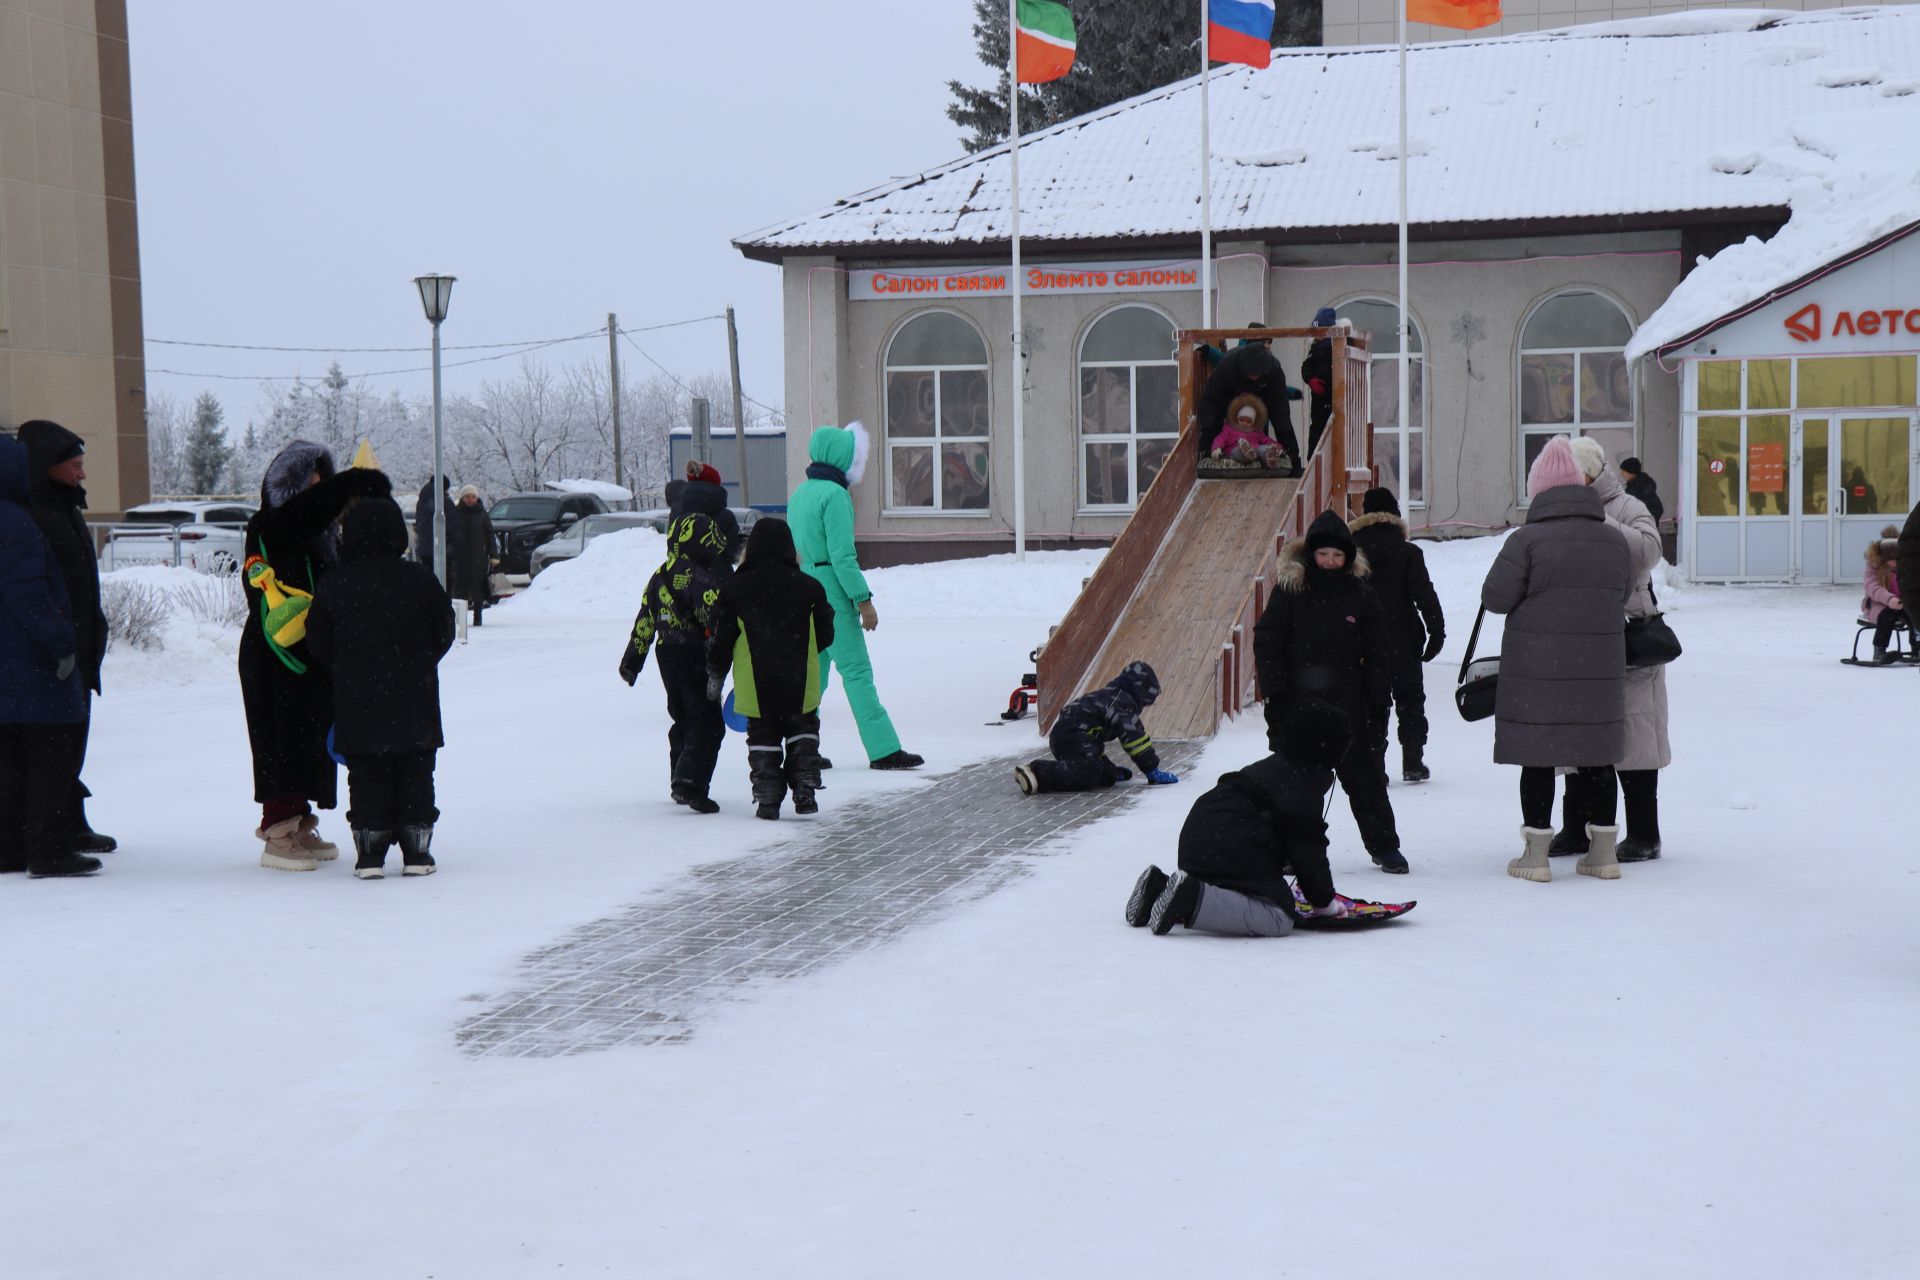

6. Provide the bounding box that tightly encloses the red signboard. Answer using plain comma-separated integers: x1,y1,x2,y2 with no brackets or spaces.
1748,442,1785,494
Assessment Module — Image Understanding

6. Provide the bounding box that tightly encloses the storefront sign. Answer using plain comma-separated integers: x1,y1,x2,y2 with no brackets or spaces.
850,259,1201,301
1748,442,1785,493
1785,302,1920,343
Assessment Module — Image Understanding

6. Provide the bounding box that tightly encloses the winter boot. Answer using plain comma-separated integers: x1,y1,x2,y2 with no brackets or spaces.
73,828,117,855
1508,826,1554,883
259,817,317,872
1576,824,1622,880
870,750,924,771
685,795,721,815
1401,746,1430,784
1148,871,1203,936
397,825,437,877
1014,764,1040,796
1617,836,1661,862
296,813,339,861
1548,790,1589,855
1108,761,1133,783
749,745,787,819
786,731,823,815
1370,849,1410,875
1874,644,1895,665
1125,865,1169,927
28,851,102,878
352,828,394,880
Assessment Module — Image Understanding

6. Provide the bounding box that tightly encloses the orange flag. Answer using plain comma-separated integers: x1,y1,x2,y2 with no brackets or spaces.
1407,0,1502,30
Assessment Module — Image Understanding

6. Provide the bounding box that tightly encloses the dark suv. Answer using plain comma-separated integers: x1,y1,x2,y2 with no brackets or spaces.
489,491,609,573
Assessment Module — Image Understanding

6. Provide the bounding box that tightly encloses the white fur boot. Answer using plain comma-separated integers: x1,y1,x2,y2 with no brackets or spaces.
1508,826,1553,883
1577,823,1623,880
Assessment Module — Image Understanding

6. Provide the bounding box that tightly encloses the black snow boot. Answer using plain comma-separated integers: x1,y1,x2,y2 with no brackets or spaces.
28,852,101,878
1618,769,1661,861
1401,746,1430,784
749,746,787,820
685,795,720,815
786,731,823,815
397,825,436,877
1370,848,1410,875
870,750,924,771
353,828,395,880
1148,871,1202,935
1548,790,1590,855
1125,865,1169,927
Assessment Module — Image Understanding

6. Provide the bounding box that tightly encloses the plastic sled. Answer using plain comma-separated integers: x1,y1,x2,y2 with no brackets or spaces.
721,690,748,733
1291,884,1416,929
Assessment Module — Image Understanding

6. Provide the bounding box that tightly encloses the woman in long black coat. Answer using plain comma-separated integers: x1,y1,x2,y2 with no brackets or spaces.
448,485,494,623
239,441,391,869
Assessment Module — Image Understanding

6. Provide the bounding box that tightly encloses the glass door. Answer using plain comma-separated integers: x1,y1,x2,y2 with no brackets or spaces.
1793,417,1832,583
1833,415,1915,577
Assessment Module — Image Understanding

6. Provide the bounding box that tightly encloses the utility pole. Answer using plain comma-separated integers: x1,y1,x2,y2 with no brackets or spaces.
726,305,750,507
607,312,624,491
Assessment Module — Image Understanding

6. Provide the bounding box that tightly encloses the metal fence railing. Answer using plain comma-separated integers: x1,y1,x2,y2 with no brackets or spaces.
90,521,250,574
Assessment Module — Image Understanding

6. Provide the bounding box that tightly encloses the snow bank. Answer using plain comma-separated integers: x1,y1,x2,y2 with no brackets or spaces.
99,565,245,688
502,527,668,618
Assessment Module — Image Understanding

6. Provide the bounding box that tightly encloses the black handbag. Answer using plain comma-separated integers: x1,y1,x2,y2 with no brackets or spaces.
1624,586,1682,668
1455,606,1499,722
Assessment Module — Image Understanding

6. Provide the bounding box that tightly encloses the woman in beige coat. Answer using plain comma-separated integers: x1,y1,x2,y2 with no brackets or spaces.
1558,437,1669,861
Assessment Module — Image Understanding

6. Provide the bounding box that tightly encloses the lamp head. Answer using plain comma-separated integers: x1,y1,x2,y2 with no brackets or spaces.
412,274,456,324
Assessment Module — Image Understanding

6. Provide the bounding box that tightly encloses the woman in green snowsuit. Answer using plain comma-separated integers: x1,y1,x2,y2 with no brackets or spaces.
785,424,923,771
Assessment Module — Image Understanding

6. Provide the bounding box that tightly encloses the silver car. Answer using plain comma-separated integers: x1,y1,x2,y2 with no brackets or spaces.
527,511,666,577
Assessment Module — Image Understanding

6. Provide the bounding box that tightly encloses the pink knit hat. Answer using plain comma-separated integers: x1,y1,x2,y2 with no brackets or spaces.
1527,435,1584,499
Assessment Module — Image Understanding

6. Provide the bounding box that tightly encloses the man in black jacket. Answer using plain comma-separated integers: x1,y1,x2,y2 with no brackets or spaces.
305,496,456,878
1618,457,1664,522
413,475,459,578
1900,499,1920,637
1254,510,1407,873
1349,488,1446,783
1193,341,1300,470
15,420,113,854
1300,306,1337,462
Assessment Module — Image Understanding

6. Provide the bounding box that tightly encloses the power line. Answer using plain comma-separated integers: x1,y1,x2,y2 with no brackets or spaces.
145,314,725,355
147,333,598,382
619,328,782,420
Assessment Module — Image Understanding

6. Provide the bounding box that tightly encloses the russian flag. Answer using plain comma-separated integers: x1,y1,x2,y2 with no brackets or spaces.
1209,0,1276,69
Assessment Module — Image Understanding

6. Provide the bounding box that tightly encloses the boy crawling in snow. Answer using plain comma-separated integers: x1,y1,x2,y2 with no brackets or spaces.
1014,660,1179,795
1126,701,1360,935
619,513,729,813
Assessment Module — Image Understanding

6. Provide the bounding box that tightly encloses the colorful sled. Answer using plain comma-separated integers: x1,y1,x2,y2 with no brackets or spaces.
1290,883,1416,928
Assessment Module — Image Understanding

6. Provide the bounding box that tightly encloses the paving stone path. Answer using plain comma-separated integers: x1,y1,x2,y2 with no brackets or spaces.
457,745,1196,1058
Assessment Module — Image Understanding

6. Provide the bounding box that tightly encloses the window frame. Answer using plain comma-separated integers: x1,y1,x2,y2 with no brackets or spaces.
1516,288,1638,504
1076,304,1181,513
880,309,993,517
1337,296,1429,509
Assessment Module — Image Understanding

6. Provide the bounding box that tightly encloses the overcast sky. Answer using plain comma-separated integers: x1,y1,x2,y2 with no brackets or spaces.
127,1,983,423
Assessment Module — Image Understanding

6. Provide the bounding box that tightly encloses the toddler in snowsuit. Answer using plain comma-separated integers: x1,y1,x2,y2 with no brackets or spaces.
1209,393,1286,469
619,513,728,813
1862,525,1905,663
305,496,456,879
1013,661,1178,794
1127,701,1356,935
706,518,836,820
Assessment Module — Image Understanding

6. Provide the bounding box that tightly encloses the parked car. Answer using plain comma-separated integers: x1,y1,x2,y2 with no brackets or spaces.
527,511,666,577
488,490,609,574
98,501,256,574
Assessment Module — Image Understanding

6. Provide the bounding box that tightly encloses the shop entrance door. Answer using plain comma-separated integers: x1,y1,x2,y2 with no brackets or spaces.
1792,414,1915,583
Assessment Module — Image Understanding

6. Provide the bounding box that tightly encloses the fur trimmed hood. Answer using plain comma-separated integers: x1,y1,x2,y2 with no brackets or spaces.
261,440,336,510
1867,525,1900,575
1224,392,1269,432
1273,535,1371,594
1347,511,1407,537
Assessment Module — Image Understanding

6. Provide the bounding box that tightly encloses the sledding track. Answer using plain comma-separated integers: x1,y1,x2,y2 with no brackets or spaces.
1073,477,1299,740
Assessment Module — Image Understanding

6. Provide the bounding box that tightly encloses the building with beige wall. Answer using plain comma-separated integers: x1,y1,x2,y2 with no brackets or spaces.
0,0,145,514
1321,0,1911,47
737,9,1917,569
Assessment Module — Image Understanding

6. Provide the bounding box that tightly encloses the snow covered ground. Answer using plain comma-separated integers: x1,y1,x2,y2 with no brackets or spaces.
3,531,1915,1278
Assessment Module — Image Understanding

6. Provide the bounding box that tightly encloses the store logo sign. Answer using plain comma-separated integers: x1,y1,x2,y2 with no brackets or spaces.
1782,301,1920,342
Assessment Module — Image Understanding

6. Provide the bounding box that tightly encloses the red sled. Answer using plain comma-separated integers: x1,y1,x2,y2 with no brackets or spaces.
1290,884,1416,929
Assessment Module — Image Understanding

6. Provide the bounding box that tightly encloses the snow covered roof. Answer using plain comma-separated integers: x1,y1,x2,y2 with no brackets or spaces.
1628,97,1920,360
735,8,1920,260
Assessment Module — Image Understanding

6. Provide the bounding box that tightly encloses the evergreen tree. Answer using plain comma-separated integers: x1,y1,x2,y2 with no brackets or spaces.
947,0,1320,152
183,391,234,495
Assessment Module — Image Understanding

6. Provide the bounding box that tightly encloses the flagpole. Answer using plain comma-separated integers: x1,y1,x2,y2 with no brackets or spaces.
1200,0,1214,330
1008,0,1027,561
1396,6,1411,513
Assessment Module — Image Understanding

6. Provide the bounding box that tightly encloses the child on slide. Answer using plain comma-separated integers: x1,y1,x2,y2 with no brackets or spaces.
1014,661,1178,795
1126,701,1399,936
1209,393,1286,469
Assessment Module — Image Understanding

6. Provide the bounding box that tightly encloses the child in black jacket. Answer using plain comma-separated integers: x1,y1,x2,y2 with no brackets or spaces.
706,518,835,820
305,496,456,879
619,513,728,813
1014,660,1179,794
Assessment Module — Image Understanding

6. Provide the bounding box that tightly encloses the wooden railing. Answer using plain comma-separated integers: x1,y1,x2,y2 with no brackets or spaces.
1039,326,1373,733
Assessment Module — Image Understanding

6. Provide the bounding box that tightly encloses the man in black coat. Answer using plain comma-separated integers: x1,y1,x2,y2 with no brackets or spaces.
1254,509,1407,873
15,420,113,854
1900,499,1920,636
1619,457,1664,522
1193,341,1300,469
306,496,456,878
1348,487,1446,783
1125,701,1355,935
413,475,459,576
1300,306,1337,462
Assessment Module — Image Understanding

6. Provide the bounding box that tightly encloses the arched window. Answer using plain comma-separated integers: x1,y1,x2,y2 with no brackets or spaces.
1078,307,1178,509
883,312,991,512
1519,290,1635,498
1338,298,1426,505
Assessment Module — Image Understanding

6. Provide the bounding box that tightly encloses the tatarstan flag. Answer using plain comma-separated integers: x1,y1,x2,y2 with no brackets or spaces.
1015,0,1076,84
1407,0,1503,29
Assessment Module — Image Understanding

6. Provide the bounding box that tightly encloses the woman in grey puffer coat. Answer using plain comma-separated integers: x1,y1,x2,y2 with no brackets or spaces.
1554,437,1668,862
1480,435,1631,883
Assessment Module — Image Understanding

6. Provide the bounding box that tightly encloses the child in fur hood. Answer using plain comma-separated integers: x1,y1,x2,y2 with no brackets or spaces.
1209,393,1286,468
1862,525,1906,663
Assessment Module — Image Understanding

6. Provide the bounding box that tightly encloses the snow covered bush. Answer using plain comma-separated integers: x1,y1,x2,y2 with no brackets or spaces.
176,574,247,628
102,580,172,652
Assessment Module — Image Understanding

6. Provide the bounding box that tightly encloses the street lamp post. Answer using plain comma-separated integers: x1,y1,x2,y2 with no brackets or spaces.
413,274,456,590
